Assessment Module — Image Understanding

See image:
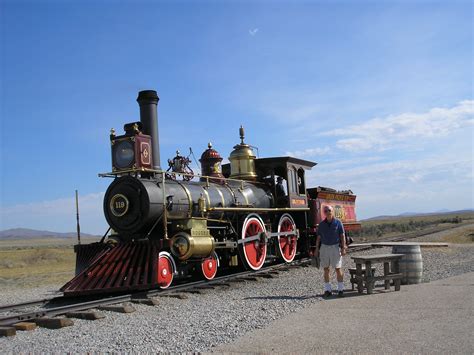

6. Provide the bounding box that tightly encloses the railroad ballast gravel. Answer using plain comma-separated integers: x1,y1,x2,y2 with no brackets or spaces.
1,242,473,352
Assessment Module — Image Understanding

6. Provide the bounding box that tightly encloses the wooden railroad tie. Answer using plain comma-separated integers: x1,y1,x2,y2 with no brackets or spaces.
131,298,159,306
288,265,302,269
228,279,247,283
240,276,260,281
65,311,106,320
158,293,189,300
256,274,275,279
35,317,74,329
14,322,37,331
0,326,17,337
98,303,136,313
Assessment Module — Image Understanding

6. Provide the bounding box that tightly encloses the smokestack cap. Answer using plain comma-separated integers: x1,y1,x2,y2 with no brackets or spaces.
137,90,159,104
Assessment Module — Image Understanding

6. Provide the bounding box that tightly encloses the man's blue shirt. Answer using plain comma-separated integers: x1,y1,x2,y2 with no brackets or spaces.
318,218,345,245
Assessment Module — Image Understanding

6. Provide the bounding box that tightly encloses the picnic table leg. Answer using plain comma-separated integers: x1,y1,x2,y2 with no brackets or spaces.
365,261,374,294
393,259,401,291
384,262,390,290
356,263,363,293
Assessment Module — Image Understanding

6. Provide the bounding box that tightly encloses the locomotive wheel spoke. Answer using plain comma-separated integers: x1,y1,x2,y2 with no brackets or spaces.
240,214,267,271
277,214,297,263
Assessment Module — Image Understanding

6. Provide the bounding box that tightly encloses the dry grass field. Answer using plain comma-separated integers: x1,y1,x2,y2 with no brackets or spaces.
0,237,96,289
0,212,472,290
353,211,474,242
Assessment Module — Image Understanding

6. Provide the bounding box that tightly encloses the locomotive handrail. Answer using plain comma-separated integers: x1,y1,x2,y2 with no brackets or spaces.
98,168,269,186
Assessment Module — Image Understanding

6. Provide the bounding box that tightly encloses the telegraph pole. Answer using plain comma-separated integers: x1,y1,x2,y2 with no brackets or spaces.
75,190,81,245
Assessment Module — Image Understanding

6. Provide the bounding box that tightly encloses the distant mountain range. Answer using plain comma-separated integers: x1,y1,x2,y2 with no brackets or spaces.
0,228,99,240
364,209,474,221
1,209,472,239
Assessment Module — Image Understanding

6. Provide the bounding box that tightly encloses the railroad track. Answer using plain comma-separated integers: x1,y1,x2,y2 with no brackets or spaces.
0,258,308,328
0,224,460,332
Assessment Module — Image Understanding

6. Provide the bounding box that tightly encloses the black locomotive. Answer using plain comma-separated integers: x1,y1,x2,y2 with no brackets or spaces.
61,90,360,295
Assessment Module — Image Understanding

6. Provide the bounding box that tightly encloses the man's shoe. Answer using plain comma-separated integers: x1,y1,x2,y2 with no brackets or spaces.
323,291,332,298
337,291,344,297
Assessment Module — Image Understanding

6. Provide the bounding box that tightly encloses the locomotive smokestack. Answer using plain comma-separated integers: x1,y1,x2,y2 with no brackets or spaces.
137,90,161,170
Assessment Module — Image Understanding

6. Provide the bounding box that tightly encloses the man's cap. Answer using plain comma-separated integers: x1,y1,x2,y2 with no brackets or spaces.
277,176,283,181
323,205,333,212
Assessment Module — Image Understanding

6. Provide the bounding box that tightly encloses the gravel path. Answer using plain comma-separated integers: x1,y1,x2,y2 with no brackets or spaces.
1,239,473,352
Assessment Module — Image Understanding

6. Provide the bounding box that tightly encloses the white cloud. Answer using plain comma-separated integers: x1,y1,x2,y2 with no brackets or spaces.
311,154,472,187
285,147,330,158
249,28,259,36
325,100,474,151
306,152,473,219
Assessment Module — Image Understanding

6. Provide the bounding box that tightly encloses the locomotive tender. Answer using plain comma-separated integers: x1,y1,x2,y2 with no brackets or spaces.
61,90,360,295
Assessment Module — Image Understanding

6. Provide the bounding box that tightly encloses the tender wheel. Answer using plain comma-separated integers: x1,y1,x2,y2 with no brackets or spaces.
201,251,219,280
240,214,267,271
277,213,297,263
157,251,176,289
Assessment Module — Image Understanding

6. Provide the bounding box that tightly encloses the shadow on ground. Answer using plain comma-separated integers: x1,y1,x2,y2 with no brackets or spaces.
244,288,400,301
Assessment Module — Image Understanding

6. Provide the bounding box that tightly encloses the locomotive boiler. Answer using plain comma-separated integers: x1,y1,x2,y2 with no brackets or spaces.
61,90,361,296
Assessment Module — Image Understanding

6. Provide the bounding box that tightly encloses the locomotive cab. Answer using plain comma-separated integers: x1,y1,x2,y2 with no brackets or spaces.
256,157,316,208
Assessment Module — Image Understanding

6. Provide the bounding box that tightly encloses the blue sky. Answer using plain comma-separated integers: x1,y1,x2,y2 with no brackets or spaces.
1,0,473,234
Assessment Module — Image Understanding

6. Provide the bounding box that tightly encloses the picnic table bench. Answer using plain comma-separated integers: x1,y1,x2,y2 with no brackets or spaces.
351,254,404,294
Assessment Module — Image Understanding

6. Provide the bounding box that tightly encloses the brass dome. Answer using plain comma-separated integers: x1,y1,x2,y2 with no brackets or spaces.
228,126,257,180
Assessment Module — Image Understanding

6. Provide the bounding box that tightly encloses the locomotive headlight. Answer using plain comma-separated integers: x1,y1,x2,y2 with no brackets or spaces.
113,140,135,169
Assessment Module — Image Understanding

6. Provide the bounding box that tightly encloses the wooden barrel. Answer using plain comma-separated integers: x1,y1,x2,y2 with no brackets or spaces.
392,245,423,284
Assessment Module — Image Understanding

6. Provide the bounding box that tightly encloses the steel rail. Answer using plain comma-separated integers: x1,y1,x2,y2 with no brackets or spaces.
0,298,54,313
0,294,135,326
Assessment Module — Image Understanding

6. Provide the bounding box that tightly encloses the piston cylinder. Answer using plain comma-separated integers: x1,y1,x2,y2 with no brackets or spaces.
170,219,215,261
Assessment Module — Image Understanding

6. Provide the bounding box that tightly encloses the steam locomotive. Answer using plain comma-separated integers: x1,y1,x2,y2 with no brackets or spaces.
61,90,360,296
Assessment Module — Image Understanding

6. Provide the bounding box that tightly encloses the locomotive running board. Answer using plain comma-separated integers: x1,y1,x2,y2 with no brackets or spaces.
60,241,161,296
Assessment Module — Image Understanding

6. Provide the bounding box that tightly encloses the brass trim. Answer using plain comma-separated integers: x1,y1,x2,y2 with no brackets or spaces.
98,169,268,185
162,172,168,238
175,180,193,218
224,184,237,205
240,188,250,206
202,188,211,210
109,194,129,217
208,207,309,212
215,186,226,207
214,186,226,220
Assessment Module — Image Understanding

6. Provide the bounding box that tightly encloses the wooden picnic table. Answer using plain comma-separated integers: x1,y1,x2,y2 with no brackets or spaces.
351,254,404,294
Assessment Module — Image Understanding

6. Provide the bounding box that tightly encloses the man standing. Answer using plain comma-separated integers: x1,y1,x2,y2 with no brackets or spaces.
315,205,347,297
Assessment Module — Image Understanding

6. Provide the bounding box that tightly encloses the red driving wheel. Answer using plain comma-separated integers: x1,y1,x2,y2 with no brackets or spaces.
201,251,219,280
157,252,175,289
241,214,267,271
277,213,297,263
